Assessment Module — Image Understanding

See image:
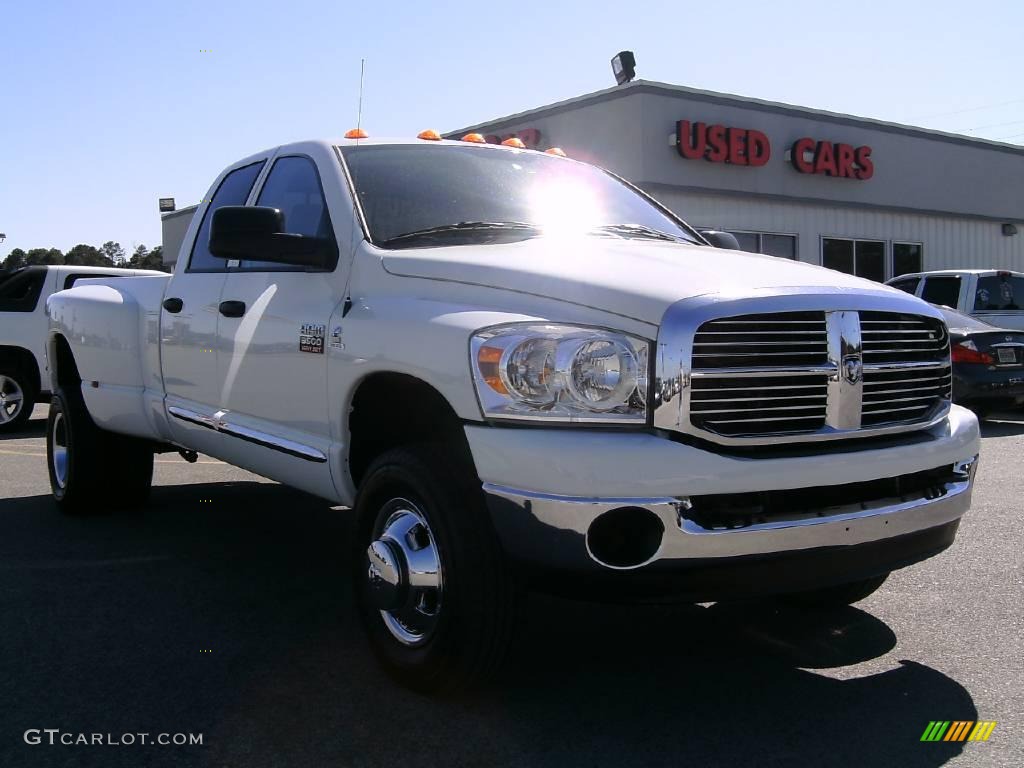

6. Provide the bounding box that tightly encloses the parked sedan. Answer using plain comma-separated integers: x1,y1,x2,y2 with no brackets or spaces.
937,305,1024,417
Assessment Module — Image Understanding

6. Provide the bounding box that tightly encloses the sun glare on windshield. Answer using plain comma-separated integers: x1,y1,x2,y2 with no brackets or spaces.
528,177,603,239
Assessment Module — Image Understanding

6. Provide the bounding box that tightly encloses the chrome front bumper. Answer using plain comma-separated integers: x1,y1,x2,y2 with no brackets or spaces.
482,456,976,573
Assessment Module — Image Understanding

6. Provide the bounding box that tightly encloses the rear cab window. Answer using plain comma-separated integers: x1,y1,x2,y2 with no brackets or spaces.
920,276,962,309
187,161,266,272
974,274,1024,311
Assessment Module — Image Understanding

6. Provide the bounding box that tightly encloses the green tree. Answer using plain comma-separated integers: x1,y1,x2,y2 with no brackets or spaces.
25,248,64,265
64,244,112,267
143,245,170,272
128,244,149,268
2,248,27,271
101,241,126,265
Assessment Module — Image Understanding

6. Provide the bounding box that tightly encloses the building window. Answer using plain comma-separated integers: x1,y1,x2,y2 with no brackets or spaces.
725,230,797,259
892,242,923,277
822,237,885,282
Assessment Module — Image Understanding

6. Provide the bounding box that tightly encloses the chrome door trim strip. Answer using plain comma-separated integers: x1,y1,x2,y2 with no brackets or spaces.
167,405,327,463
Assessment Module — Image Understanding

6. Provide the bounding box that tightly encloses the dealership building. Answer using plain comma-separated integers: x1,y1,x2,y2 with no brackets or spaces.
164,79,1024,280
445,80,1024,282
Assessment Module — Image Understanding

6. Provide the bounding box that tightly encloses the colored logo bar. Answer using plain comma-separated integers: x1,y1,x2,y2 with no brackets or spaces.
921,721,997,742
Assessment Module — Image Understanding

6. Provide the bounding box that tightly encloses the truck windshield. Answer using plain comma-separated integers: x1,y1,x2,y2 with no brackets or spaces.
339,144,701,248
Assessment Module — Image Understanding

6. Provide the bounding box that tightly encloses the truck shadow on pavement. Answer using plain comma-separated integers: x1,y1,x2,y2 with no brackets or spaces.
0,481,976,768
0,414,46,440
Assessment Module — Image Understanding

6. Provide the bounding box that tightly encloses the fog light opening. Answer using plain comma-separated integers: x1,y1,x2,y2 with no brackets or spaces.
586,507,665,569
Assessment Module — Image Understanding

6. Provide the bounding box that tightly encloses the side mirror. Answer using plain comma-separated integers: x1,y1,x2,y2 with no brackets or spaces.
699,230,741,250
209,206,337,268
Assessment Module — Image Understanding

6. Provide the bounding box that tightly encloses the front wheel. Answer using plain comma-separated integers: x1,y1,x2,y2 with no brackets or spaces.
47,388,153,514
780,573,889,611
353,445,518,693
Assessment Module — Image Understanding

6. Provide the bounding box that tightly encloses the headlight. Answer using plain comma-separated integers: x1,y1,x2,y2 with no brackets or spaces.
471,324,650,424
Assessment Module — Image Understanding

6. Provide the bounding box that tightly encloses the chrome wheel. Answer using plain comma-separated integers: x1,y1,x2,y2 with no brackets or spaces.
50,411,69,489
366,498,443,647
0,375,25,425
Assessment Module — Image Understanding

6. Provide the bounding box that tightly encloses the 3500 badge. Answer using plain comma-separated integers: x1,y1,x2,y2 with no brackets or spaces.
299,324,326,354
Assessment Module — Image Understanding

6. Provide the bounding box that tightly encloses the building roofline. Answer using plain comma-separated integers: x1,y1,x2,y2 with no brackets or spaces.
161,204,199,221
446,79,1024,157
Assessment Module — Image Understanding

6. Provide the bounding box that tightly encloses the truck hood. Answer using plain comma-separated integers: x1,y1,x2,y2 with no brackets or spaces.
380,237,906,325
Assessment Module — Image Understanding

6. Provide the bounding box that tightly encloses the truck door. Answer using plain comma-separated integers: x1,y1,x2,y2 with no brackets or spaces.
161,159,266,451
213,151,345,500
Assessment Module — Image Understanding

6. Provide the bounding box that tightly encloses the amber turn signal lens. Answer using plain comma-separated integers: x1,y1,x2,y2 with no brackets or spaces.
477,346,508,394
501,137,526,148
462,133,486,143
417,129,442,141
344,128,368,139
545,147,567,157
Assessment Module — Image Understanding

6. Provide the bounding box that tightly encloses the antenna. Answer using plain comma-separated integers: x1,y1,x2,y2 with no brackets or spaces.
357,58,366,131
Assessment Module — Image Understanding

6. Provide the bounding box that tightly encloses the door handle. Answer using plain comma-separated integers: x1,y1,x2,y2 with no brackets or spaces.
219,300,246,318
162,297,184,313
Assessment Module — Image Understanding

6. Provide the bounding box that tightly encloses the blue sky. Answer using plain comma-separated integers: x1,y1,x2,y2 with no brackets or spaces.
1,0,1022,259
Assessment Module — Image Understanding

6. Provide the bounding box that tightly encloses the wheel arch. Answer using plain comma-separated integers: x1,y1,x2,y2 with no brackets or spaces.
47,333,82,392
346,371,477,489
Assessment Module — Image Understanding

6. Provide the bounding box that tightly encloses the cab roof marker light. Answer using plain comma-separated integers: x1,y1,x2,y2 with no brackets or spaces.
344,128,368,139
462,133,487,143
418,129,442,141
545,147,567,157
501,137,526,148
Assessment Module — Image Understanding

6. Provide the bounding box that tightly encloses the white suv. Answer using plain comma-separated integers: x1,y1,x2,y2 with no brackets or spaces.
887,269,1024,330
0,265,161,431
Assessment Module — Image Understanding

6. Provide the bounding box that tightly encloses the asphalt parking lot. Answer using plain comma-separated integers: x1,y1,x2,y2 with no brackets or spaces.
1,405,1021,768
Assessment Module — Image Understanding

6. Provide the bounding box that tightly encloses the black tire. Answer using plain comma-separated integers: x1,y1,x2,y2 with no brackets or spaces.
353,445,518,693
781,573,889,611
47,387,153,514
0,366,36,433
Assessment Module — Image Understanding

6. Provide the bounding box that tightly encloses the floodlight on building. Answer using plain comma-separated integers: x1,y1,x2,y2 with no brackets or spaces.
611,51,636,86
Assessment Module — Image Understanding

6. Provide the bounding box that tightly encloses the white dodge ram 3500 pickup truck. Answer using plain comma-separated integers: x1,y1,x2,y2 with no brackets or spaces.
45,137,980,691
0,264,161,432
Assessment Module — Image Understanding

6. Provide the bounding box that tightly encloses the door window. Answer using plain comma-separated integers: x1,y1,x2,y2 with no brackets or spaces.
921,276,962,308
187,161,266,272
242,156,335,271
0,268,47,312
888,277,920,295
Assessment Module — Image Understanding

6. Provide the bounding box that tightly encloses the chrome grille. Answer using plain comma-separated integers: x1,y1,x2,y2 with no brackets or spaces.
683,309,950,442
860,312,951,427
691,312,828,369
690,374,828,436
860,311,949,364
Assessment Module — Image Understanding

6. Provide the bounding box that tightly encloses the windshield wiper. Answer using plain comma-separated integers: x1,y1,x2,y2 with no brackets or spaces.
378,221,541,247
590,223,690,243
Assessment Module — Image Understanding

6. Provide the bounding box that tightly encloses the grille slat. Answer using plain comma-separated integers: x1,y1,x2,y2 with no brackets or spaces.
686,309,950,439
702,413,826,425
